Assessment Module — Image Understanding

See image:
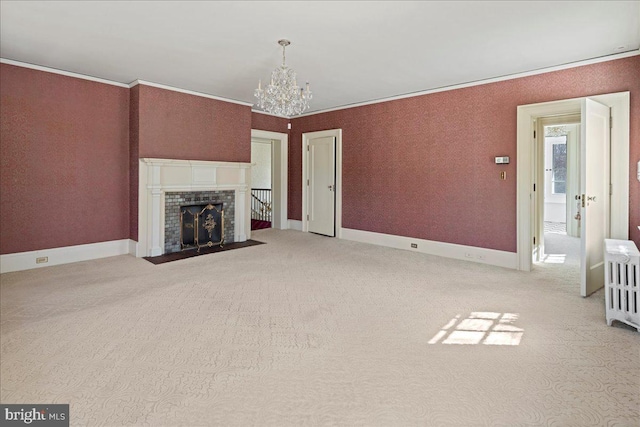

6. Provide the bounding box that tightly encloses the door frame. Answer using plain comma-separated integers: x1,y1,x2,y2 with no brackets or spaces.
302,129,343,237
250,129,288,231
516,91,630,271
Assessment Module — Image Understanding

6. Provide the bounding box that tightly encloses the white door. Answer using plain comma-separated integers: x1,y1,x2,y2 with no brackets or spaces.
580,99,610,297
308,136,335,236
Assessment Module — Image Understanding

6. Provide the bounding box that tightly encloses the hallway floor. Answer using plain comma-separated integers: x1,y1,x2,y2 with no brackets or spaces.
544,221,567,235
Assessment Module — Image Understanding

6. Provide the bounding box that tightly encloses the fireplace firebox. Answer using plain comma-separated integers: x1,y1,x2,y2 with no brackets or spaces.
180,203,224,251
164,190,235,254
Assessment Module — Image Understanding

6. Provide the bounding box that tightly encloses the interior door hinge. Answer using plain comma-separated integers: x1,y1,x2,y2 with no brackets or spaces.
533,183,536,191
306,214,309,220
533,236,536,245
307,145,310,151
307,179,309,186
533,130,536,138
610,116,613,129
610,183,613,195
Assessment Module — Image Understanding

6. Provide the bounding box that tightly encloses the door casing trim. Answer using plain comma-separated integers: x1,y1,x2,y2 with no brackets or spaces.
251,129,288,232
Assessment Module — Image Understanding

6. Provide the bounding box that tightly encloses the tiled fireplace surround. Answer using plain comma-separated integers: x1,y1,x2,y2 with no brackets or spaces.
164,190,235,253
137,158,251,257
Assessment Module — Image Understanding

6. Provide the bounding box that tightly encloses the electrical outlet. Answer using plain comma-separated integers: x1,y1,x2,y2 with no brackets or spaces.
36,256,48,264
411,243,418,248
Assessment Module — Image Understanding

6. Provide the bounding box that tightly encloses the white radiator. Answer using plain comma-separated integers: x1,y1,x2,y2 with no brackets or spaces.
604,239,640,332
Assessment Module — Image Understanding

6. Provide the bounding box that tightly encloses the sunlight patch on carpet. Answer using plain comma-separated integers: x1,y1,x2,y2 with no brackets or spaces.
429,312,523,346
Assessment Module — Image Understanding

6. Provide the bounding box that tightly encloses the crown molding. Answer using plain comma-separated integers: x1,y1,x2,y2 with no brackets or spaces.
4,50,638,118
250,109,289,119
295,50,640,118
0,58,130,88
0,58,254,107
129,79,253,107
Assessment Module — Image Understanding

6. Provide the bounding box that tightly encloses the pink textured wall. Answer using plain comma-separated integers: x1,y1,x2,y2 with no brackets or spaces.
289,56,640,252
2,55,637,255
137,85,251,161
129,85,140,241
127,84,253,241
0,64,130,254
251,112,289,134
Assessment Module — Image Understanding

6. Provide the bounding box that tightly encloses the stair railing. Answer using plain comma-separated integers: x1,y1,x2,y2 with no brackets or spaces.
251,188,272,222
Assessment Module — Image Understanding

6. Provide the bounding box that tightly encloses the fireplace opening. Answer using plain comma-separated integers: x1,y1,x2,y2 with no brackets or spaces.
180,203,224,251
165,191,235,254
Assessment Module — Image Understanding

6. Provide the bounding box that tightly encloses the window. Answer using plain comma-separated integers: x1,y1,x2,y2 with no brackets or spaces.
551,140,567,194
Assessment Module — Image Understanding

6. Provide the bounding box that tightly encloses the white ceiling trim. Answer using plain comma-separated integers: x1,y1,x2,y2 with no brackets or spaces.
2,56,283,115
294,50,640,118
0,58,129,88
0,58,254,107
3,49,638,119
250,109,288,119
128,80,254,107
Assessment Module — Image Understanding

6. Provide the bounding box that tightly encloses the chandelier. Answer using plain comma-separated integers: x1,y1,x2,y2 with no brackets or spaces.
545,126,568,137
254,39,312,117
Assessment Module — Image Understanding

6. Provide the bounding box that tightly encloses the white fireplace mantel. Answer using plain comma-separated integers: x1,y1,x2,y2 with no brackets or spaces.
136,158,252,257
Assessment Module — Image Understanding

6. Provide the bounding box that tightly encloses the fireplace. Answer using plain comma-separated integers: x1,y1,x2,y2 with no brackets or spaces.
164,190,235,254
180,203,224,251
137,159,251,257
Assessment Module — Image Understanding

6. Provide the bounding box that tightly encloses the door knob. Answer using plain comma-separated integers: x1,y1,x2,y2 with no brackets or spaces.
328,185,334,191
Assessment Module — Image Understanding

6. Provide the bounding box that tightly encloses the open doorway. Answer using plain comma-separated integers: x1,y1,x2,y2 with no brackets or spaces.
251,137,273,231
516,91,630,298
250,129,288,233
535,115,581,270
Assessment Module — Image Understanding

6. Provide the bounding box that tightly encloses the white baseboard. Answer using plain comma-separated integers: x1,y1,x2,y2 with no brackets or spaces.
129,240,138,257
288,219,303,231
0,239,135,273
340,228,518,269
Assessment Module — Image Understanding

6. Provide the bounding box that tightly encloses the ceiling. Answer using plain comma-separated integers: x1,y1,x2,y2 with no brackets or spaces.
1,1,639,115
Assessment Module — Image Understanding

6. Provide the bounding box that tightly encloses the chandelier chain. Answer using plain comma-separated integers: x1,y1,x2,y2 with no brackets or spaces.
281,42,286,66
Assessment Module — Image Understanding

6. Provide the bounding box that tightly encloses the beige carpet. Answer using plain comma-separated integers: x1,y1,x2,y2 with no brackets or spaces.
1,229,638,426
